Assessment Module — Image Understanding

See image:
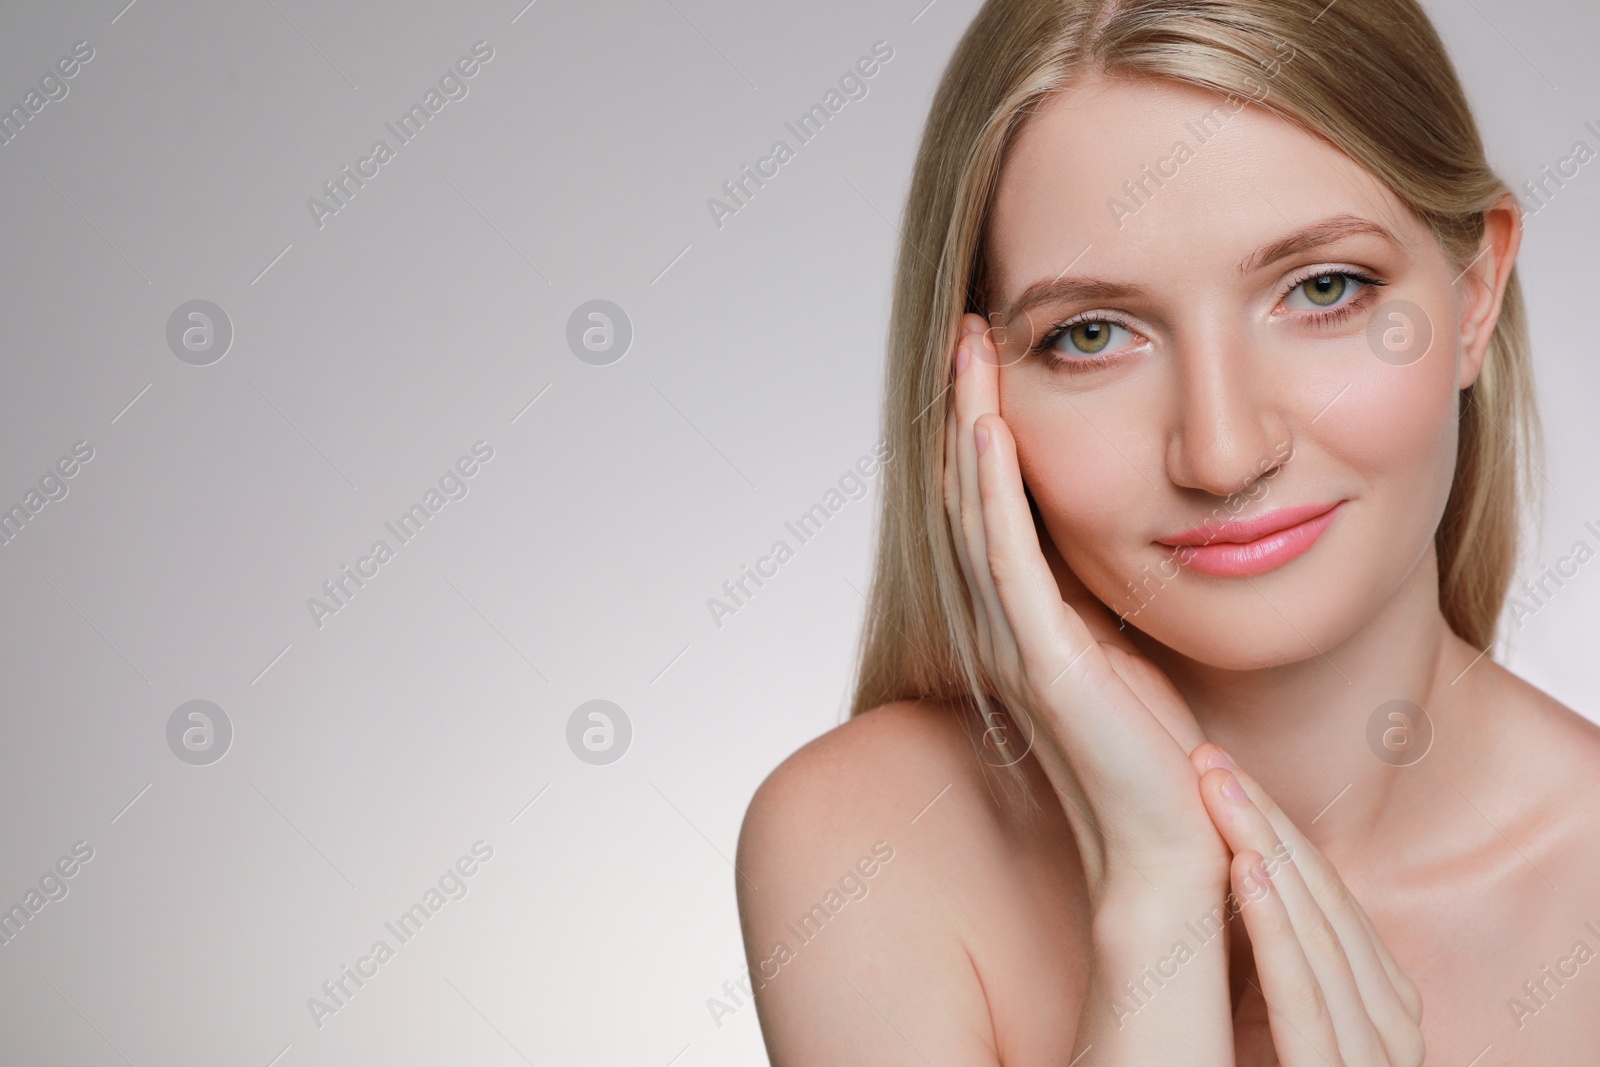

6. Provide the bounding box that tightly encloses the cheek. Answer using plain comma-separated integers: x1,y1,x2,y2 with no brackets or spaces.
1004,385,1148,561
1318,342,1460,485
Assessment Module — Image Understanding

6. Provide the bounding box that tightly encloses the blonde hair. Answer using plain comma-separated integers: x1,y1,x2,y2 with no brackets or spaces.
847,0,1542,743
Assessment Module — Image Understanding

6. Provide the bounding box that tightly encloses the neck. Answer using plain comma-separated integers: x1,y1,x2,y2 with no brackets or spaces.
1131,546,1494,868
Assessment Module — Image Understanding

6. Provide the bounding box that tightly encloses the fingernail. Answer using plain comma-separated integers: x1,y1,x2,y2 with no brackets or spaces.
1207,747,1238,773
1254,859,1271,885
956,343,970,374
1221,773,1248,804
975,424,990,455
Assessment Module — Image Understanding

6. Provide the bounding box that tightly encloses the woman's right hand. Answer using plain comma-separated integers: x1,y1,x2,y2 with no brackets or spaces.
946,312,1241,1064
943,311,1226,900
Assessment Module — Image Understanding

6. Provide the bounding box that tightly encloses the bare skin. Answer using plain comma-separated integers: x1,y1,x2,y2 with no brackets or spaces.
737,75,1600,1065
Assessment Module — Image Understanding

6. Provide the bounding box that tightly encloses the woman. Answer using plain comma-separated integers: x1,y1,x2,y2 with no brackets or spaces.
735,0,1600,1063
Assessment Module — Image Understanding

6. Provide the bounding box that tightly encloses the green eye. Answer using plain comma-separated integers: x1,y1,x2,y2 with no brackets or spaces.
1300,274,1347,307
1280,268,1382,315
1069,321,1113,354
1282,270,1383,314
1036,317,1140,370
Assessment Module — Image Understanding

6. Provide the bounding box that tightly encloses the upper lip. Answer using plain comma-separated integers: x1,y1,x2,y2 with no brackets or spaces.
1157,501,1342,547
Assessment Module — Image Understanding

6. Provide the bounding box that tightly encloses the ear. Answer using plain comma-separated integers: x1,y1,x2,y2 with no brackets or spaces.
1454,192,1523,391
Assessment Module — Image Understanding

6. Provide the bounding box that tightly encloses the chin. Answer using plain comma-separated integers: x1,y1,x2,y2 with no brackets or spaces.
1123,593,1364,672
1092,514,1429,673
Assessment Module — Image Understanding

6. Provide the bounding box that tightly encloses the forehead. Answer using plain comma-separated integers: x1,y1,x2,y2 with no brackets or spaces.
985,75,1415,309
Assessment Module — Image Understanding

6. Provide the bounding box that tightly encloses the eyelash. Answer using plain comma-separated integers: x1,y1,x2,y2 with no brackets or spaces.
1279,266,1388,326
1030,268,1390,373
1029,315,1133,373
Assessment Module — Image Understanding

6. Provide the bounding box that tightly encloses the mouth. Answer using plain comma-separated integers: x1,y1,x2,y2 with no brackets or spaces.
1156,500,1345,578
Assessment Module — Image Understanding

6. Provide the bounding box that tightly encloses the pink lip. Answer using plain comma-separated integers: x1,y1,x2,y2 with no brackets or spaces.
1157,501,1345,578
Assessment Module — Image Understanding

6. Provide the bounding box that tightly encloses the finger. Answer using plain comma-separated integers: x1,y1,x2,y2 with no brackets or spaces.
962,322,1100,684
1272,826,1422,1038
958,312,1159,700
971,408,1124,697
966,334,1209,780
957,319,1223,888
972,404,1220,846
1199,765,1387,1063
1260,809,1422,1029
1350,896,1424,1026
944,401,994,662
1228,849,1344,1067
1218,753,1425,1043
952,318,1016,677
1103,644,1209,753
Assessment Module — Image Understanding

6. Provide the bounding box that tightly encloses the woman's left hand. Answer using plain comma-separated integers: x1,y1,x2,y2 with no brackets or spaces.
1189,743,1425,1067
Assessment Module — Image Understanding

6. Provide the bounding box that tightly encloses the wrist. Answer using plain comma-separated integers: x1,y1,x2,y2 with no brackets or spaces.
1089,876,1229,958
1091,855,1227,911
1077,877,1236,1066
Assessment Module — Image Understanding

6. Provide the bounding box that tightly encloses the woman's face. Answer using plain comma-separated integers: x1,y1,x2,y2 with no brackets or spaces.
984,75,1499,670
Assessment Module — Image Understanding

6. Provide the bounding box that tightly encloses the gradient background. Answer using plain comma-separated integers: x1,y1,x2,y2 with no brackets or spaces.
0,1,1596,1063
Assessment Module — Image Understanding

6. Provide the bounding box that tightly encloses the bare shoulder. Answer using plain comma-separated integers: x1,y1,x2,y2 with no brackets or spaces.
734,700,1001,1062
1476,658,1600,873
735,699,1086,1065
736,698,1015,935
1460,661,1600,1054
1486,658,1600,788
740,699,994,847
737,698,1066,902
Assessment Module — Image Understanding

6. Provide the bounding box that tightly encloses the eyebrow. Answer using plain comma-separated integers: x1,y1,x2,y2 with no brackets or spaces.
1000,214,1401,324
1239,214,1399,276
1001,276,1150,327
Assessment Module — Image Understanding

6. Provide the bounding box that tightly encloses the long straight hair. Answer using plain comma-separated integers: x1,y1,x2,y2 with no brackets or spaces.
847,0,1542,747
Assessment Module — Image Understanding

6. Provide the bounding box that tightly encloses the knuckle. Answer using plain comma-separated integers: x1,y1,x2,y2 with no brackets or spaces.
984,550,1021,606
1320,870,1353,912
1289,978,1331,1029
984,539,1015,585
959,497,986,551
1305,914,1343,957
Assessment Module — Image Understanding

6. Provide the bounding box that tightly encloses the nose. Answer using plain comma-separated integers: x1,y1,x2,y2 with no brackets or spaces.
1163,328,1292,498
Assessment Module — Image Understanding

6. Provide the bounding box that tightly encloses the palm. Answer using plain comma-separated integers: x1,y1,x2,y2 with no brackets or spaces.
1038,528,1208,754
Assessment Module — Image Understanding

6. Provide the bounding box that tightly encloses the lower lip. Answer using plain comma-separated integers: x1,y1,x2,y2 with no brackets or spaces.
1163,502,1344,578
